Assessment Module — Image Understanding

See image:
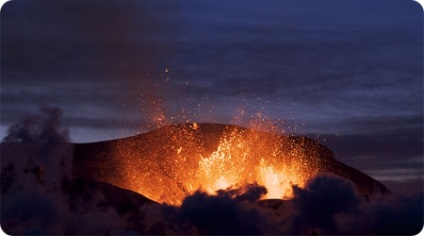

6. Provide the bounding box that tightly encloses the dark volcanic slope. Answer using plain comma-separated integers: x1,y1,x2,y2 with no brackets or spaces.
74,123,388,202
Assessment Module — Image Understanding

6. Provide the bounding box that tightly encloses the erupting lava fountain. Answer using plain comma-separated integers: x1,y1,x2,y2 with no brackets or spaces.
74,123,388,205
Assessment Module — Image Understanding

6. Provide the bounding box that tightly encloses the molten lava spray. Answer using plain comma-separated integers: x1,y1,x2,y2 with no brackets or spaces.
108,123,322,205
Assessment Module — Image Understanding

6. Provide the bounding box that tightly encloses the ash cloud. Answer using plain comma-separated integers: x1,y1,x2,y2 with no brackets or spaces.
1,106,72,193
287,175,423,235
163,175,423,235
288,175,423,235
161,184,267,235
288,175,361,234
2,106,70,144
223,183,267,203
0,106,160,235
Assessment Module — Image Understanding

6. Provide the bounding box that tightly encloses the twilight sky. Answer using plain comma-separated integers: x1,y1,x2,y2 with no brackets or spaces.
1,0,423,192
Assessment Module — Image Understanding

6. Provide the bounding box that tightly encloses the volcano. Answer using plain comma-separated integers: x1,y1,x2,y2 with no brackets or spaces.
4,122,417,235
73,123,388,205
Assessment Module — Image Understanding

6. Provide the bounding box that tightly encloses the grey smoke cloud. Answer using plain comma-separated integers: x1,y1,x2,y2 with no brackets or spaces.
160,174,423,235
286,175,423,235
0,107,161,234
289,175,361,234
2,106,70,144
161,184,267,235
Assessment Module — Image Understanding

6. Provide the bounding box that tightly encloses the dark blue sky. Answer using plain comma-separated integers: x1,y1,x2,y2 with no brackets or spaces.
1,0,423,191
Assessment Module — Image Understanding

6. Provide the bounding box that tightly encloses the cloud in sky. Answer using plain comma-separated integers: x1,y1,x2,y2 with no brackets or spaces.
1,0,422,140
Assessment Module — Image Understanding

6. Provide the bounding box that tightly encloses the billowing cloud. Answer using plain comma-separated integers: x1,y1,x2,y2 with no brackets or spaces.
161,184,267,235
159,174,423,235
288,175,361,234
285,175,422,235
0,107,169,235
2,106,69,144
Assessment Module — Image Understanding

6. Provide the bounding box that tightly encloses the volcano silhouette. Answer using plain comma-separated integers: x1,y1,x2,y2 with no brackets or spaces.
74,123,388,204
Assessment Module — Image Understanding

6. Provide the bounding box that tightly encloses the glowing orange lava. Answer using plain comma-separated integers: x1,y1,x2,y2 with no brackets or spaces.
107,123,322,205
